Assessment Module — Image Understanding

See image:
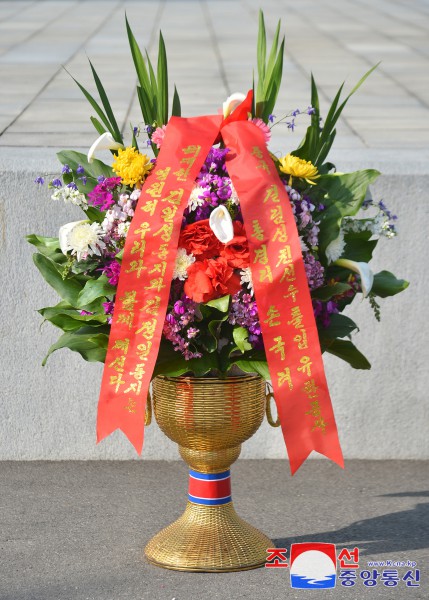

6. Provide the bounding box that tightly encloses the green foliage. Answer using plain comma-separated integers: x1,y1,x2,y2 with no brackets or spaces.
311,282,351,301
371,270,409,298
293,65,379,167
66,64,123,143
42,329,109,366
317,169,380,256
324,339,371,370
126,16,180,132
254,10,285,122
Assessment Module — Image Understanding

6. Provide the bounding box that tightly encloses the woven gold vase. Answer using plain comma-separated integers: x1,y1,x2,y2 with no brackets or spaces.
144,374,273,572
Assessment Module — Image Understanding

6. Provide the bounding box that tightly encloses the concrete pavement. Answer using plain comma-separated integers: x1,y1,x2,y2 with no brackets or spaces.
1,460,428,599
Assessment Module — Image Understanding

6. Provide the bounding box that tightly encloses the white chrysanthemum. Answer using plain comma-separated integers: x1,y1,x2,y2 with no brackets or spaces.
187,186,205,212
59,220,106,262
229,182,239,205
51,186,87,209
240,267,254,295
130,188,141,201
173,248,195,280
325,229,345,264
117,222,130,237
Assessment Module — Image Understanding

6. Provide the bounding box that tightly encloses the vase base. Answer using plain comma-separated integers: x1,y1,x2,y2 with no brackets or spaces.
144,501,273,572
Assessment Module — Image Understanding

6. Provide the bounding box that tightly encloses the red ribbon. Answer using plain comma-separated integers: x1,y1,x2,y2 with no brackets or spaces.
97,98,344,474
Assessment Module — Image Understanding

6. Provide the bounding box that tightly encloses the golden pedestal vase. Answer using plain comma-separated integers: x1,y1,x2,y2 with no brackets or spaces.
144,374,276,572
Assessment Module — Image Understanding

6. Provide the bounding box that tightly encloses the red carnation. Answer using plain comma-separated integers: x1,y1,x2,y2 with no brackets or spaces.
179,219,222,259
220,221,250,268
184,257,241,303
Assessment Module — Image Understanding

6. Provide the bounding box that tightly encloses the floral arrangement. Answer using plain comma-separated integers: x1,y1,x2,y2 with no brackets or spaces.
29,13,408,382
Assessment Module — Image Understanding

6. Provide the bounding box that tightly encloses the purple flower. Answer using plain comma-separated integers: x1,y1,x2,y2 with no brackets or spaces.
76,164,85,175
34,176,44,185
102,301,115,325
304,254,325,290
286,120,295,132
102,260,121,286
313,299,338,327
291,108,300,117
97,175,106,184
67,182,78,190
268,114,276,123
51,178,62,187
88,177,121,211
307,106,316,115
79,176,88,185
133,126,139,136
61,164,71,174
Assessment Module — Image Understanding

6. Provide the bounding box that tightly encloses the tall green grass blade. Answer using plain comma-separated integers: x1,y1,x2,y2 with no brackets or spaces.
157,31,168,124
172,85,181,117
88,59,122,142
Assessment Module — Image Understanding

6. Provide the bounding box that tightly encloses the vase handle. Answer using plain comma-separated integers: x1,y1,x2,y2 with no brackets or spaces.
145,390,152,426
265,384,281,428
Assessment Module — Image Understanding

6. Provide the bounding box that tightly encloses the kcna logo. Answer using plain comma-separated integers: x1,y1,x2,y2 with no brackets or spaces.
290,543,337,588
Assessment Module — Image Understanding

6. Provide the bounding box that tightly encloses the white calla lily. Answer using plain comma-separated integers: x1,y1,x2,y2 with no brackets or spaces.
222,92,246,118
334,258,374,298
87,132,124,163
209,205,234,244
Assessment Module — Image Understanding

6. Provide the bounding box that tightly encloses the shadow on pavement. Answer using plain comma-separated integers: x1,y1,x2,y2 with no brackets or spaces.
275,495,429,555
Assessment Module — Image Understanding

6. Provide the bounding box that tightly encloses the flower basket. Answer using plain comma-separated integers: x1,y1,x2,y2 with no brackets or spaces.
145,374,271,571
28,11,408,572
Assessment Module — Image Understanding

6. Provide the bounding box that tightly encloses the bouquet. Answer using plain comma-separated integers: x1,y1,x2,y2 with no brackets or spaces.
28,13,408,468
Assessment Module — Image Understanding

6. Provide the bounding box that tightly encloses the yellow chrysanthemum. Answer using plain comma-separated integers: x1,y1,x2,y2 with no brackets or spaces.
112,147,153,186
278,153,320,185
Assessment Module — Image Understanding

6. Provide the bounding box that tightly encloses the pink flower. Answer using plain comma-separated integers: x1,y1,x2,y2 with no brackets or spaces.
250,118,271,145
151,125,167,149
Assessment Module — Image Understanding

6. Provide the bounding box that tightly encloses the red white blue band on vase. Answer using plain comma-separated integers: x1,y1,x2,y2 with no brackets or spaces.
188,469,232,506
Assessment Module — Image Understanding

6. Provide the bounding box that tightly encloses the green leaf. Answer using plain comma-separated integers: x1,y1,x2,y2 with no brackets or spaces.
371,270,409,298
311,282,352,301
88,59,122,142
256,10,267,105
126,16,152,95
172,85,181,117
325,339,371,369
343,230,378,262
233,359,270,380
206,295,231,313
57,150,113,182
77,275,116,308
233,327,252,352
65,69,115,138
318,313,358,340
157,31,168,125
33,253,83,307
318,169,380,255
153,341,220,377
42,330,108,365
39,305,107,332
26,235,63,260
90,116,107,137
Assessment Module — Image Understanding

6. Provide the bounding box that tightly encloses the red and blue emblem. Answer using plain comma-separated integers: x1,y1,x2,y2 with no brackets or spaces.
188,469,232,506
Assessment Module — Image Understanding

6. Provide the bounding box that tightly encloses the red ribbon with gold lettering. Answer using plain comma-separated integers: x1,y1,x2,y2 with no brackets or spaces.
97,114,222,452
222,121,344,474
97,98,344,474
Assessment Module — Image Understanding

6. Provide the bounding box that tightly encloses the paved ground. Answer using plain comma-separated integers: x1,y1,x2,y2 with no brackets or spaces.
1,460,428,599
0,0,428,162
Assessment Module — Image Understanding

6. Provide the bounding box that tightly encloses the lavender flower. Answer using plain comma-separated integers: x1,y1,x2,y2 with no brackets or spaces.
76,164,85,175
34,176,44,185
61,164,72,174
